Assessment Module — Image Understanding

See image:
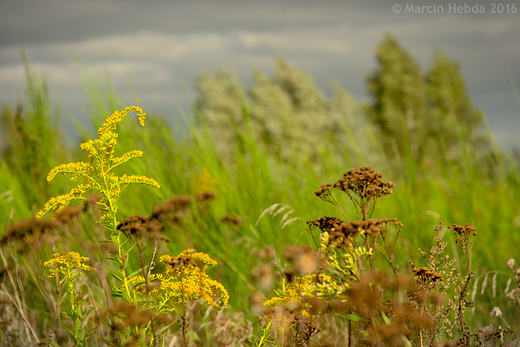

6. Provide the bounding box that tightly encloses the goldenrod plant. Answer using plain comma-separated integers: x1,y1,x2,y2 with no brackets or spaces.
36,105,160,228
44,252,96,347
36,106,160,303
24,106,234,346
129,249,229,346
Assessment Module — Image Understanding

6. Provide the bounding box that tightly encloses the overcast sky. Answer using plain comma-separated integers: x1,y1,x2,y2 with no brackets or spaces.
1,0,519,149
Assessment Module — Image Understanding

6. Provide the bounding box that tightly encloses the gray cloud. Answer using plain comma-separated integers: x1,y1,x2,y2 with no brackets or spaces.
1,0,519,149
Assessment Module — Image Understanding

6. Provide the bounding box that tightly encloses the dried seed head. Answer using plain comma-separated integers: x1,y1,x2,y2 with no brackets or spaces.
196,191,216,203
334,167,396,200
448,223,477,245
117,214,169,242
489,306,503,318
151,195,192,223
413,267,443,282
308,217,397,248
1,218,62,252
507,258,515,271
257,245,276,260
220,213,244,227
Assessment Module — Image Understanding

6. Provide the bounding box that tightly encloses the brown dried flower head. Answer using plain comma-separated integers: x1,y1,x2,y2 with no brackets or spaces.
413,266,444,282
448,223,477,245
151,195,192,223
196,190,216,203
1,218,62,252
220,213,244,227
314,183,333,199
308,217,397,248
334,167,396,199
116,215,169,243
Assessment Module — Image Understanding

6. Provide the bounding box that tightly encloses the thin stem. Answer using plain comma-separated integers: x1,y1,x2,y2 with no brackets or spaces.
0,250,40,344
328,194,350,222
458,243,473,345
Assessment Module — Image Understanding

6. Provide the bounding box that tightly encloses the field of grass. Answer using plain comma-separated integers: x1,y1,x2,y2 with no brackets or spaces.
1,67,520,346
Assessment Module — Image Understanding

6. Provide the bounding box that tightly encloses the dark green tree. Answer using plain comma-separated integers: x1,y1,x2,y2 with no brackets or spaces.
426,50,490,161
366,34,429,161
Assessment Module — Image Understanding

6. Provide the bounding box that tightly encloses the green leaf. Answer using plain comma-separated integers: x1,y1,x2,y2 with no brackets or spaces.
110,270,125,282
106,256,121,263
337,313,362,322
61,321,75,340
128,268,144,278
401,335,413,347
84,327,97,342
381,311,391,325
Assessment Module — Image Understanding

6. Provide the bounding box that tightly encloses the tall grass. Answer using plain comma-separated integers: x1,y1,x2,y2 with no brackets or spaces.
1,64,520,343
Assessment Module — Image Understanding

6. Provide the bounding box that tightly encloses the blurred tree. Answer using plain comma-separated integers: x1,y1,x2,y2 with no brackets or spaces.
194,58,371,166
248,58,331,162
426,50,491,161
366,34,429,161
194,69,245,158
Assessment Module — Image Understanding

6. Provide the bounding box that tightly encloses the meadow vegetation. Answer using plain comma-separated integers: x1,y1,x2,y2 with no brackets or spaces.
1,35,520,346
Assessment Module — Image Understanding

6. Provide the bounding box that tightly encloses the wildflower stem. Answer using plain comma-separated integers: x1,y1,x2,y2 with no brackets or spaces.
329,195,350,223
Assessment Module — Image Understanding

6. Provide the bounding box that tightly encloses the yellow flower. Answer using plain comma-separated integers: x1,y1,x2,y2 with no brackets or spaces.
44,251,94,286
36,106,160,222
264,274,337,319
128,250,229,311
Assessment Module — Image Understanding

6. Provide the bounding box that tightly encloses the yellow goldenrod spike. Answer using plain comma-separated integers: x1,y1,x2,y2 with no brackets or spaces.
44,251,95,279
37,106,160,223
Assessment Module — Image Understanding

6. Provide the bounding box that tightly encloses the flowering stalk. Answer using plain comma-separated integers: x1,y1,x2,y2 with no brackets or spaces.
45,252,95,347
36,106,160,302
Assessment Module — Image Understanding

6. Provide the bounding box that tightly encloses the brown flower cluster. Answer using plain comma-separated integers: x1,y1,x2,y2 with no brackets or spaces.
1,193,103,253
116,215,170,243
308,217,398,248
412,267,444,285
161,251,200,269
448,223,477,245
306,217,344,233
196,191,216,203
1,219,61,252
1,196,101,252
334,167,395,199
290,314,321,347
151,195,192,223
314,183,333,199
412,267,443,283
220,213,244,227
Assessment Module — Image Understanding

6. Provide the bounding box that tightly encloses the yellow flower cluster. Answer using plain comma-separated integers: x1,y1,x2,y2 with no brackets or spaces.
44,251,94,283
320,230,372,282
128,250,228,311
99,106,146,139
36,106,160,221
343,245,373,269
36,185,91,219
264,274,337,318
